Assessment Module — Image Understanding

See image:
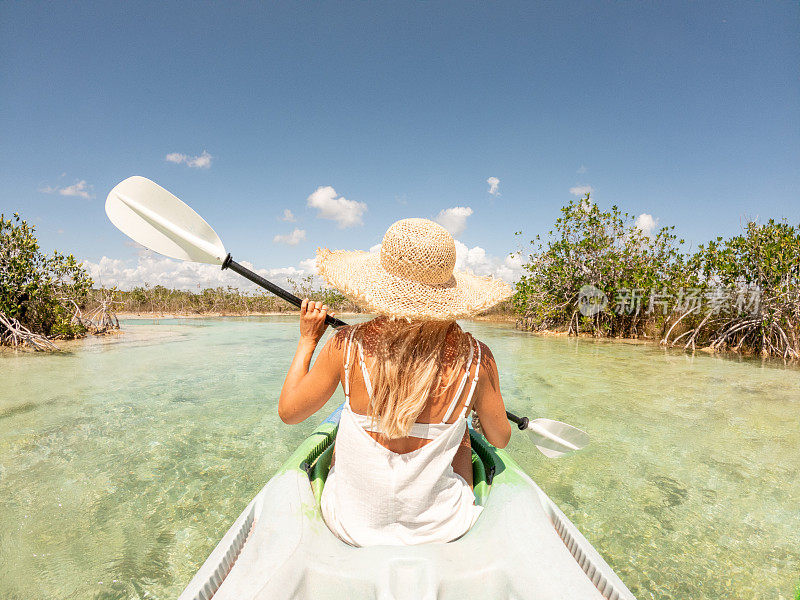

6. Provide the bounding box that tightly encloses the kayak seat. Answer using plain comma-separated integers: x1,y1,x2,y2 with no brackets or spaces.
307,427,494,508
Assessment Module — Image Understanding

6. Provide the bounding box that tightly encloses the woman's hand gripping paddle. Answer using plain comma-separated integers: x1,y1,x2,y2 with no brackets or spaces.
105,176,589,457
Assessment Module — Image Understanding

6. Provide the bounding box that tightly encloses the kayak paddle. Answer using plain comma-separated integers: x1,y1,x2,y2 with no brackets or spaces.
105,176,347,329
105,176,589,457
506,412,589,458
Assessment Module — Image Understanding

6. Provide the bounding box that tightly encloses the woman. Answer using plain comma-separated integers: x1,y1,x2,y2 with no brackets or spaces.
278,218,513,547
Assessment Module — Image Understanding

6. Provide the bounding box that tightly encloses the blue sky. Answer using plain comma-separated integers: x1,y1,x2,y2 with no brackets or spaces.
2,2,798,290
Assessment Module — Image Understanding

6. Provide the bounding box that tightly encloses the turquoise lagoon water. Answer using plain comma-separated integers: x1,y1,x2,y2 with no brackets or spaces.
0,317,798,599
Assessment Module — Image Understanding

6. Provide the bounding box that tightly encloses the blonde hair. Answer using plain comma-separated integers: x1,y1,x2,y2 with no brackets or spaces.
348,318,472,439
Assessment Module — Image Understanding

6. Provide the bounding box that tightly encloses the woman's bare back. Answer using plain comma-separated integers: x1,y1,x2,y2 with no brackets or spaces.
328,318,502,483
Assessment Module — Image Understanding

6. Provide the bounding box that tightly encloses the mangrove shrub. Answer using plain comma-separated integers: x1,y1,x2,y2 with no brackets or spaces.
0,212,92,340
514,197,800,358
513,195,687,338
686,219,800,357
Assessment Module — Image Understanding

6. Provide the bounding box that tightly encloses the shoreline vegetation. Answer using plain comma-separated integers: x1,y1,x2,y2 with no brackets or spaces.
113,310,516,322
512,195,799,361
3,200,799,360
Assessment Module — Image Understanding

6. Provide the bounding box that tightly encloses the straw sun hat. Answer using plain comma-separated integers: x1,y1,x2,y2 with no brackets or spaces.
316,218,514,320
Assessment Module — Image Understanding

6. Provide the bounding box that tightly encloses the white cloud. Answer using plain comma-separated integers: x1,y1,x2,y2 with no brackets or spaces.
165,152,185,164
165,150,213,169
298,257,318,273
39,179,93,200
273,228,306,246
635,213,658,236
280,209,296,222
454,240,523,283
60,181,92,198
569,185,593,197
486,176,500,196
307,186,367,228
577,165,587,174
82,253,316,292
435,206,474,237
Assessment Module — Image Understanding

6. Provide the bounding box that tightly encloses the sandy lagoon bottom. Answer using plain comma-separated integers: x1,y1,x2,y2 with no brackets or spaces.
0,317,798,599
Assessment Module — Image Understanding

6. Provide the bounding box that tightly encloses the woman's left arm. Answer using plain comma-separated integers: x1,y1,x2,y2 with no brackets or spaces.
278,299,342,424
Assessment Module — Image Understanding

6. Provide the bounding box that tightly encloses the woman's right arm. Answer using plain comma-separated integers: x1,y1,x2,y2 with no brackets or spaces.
472,343,512,448
277,300,341,424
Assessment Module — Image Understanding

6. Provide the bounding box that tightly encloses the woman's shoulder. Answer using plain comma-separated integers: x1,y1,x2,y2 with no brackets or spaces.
457,328,494,360
448,327,496,376
326,324,356,352
463,333,496,376
325,319,379,355
478,340,497,374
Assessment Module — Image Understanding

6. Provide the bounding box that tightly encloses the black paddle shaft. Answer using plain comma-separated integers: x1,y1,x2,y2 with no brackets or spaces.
221,254,348,329
506,411,529,430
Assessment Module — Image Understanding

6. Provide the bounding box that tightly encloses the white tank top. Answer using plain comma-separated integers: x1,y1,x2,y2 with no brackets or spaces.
320,328,483,546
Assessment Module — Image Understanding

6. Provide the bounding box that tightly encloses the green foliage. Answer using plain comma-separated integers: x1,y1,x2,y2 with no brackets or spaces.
514,195,686,337
109,284,293,314
49,311,88,338
682,219,800,355
0,213,92,339
693,219,800,289
97,277,362,315
288,275,361,312
513,197,800,357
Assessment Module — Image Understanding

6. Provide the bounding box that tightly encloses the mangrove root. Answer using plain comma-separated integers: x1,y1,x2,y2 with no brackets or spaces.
0,312,59,351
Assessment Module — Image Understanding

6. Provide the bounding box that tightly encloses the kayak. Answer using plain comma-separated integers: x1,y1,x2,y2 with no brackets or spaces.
178,404,637,600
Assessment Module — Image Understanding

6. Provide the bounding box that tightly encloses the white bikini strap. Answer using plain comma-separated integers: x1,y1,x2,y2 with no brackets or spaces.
356,341,374,398
440,335,475,423
350,412,454,441
343,328,357,403
457,339,481,420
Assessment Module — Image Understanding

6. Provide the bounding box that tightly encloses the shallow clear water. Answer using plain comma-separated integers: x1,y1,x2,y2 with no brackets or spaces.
1,317,798,600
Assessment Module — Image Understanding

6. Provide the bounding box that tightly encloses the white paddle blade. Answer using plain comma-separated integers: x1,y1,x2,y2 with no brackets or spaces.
105,176,227,265
526,418,589,458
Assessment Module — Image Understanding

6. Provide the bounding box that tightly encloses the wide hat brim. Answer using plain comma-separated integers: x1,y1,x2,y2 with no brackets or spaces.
316,248,514,320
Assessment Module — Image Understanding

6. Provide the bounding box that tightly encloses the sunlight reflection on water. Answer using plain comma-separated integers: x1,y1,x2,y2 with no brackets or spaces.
0,317,798,599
